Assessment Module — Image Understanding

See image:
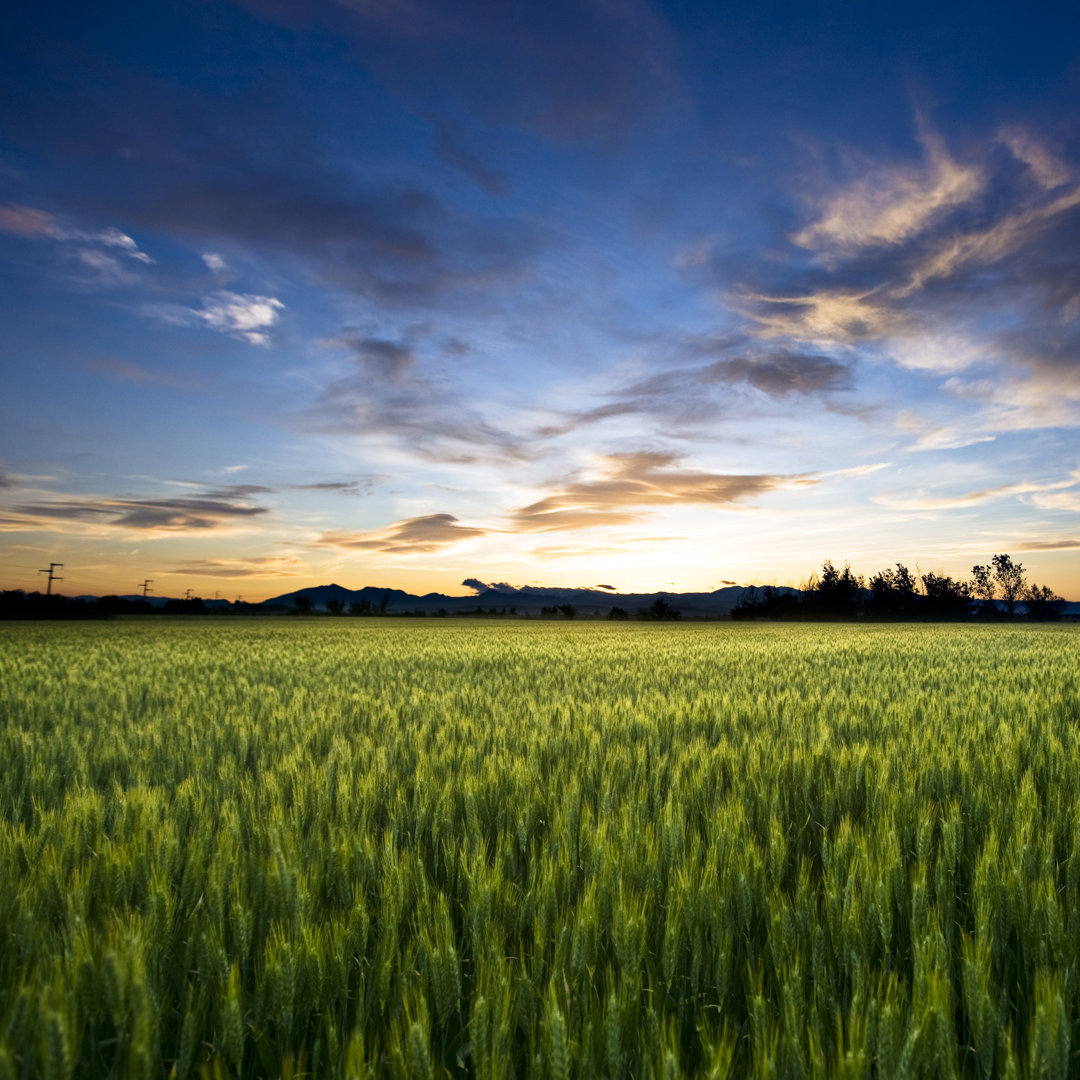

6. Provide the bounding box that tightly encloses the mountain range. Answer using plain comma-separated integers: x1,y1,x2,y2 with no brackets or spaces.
259,582,803,617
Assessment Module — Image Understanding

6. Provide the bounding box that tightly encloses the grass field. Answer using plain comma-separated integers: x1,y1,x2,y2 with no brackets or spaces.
1,619,1078,1079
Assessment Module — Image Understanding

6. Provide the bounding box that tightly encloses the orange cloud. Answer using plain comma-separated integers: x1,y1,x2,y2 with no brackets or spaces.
316,513,488,553
512,452,816,531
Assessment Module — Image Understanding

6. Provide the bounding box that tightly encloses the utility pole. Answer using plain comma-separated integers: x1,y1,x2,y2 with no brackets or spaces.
139,579,153,599
38,563,63,595
184,588,194,601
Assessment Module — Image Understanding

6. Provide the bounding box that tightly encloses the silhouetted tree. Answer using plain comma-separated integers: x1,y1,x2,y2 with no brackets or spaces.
164,597,207,614
732,586,802,620
869,564,919,617
349,598,372,615
606,606,630,620
557,604,577,619
1023,583,1064,620
992,554,1025,616
920,572,972,619
645,598,681,620
326,597,345,616
970,564,995,604
809,560,864,617
293,595,313,615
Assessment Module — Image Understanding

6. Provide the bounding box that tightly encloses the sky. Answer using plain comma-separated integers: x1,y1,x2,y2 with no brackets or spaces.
1,0,1078,601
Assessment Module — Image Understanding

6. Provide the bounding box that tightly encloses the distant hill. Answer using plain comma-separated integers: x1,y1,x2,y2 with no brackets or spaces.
258,582,802,617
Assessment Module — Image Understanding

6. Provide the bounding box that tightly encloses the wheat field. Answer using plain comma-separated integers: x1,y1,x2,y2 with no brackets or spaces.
1,619,1078,1079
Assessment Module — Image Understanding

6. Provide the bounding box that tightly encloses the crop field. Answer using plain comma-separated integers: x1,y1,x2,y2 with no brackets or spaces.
1,620,1079,1079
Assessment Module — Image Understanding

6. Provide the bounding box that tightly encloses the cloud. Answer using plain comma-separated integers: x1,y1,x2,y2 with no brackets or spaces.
792,131,983,259
203,483,275,497
997,127,1070,190
512,452,816,531
333,334,417,381
702,352,852,396
147,291,285,345
70,225,153,263
871,475,1078,511
1012,537,1080,552
541,345,854,437
197,292,284,345
0,488,269,533
0,204,57,236
897,183,1080,299
167,556,304,578
307,330,526,462
0,61,543,315
1027,490,1080,513
0,471,13,489
315,513,488,553
291,480,370,494
202,251,227,272
120,164,537,310
734,123,1080,441
0,205,153,262
462,578,622,596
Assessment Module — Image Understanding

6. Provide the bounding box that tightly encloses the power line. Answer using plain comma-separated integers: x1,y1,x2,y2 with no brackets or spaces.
38,563,63,595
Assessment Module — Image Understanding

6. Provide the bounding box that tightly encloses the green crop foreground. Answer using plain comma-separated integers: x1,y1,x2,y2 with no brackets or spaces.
1,620,1079,1079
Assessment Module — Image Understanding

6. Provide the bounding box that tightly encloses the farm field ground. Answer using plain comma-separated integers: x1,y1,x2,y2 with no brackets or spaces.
1,619,1079,1079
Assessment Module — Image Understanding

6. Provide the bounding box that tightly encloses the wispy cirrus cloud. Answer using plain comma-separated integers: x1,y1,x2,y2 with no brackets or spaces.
512,451,816,531
306,329,526,462
315,513,488,554
0,204,152,260
727,122,1080,445
996,127,1070,190
0,204,56,236
168,555,304,578
872,474,1079,512
793,130,983,260
1012,537,1080,552
0,486,270,533
0,203,154,283
290,480,373,494
540,346,855,437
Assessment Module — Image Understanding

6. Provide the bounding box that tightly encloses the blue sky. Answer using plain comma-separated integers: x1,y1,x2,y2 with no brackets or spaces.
1,0,1078,600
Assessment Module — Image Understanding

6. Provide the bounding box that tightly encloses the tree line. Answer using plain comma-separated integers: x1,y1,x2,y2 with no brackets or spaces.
734,554,1066,620
0,554,1068,621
